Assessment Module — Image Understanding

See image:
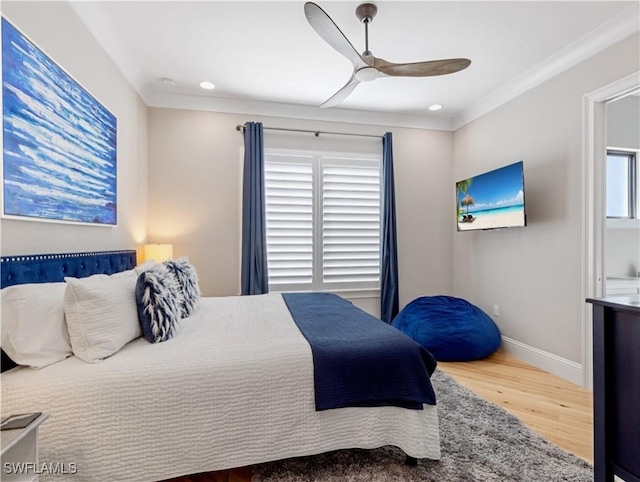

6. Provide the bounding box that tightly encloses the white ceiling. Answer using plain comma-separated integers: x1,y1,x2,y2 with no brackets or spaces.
70,1,639,130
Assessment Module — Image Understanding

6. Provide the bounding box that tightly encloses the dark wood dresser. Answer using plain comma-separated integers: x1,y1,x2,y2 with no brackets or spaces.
587,295,640,482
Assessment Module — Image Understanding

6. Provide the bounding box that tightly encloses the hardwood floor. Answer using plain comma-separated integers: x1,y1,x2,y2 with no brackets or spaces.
438,351,593,464
165,351,593,481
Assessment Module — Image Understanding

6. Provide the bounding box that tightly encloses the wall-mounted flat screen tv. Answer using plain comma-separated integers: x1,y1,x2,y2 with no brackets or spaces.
456,161,526,231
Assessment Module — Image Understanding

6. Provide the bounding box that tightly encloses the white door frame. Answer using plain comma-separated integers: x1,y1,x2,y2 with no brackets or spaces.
581,71,640,389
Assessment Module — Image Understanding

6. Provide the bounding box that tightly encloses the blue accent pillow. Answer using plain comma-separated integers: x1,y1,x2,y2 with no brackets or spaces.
164,258,201,317
391,296,501,361
135,264,183,343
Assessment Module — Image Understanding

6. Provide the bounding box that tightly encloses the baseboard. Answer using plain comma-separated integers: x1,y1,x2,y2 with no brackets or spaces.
500,336,584,386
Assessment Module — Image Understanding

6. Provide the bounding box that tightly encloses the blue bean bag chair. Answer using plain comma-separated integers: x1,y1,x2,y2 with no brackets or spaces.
391,296,501,361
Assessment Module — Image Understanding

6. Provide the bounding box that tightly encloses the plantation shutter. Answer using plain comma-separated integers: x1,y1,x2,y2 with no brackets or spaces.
264,155,313,287
322,159,381,286
264,152,381,291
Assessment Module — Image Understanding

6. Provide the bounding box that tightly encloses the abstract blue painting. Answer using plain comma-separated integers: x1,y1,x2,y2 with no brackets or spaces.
2,17,117,225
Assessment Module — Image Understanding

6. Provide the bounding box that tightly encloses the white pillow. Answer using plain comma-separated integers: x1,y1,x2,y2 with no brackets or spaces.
111,268,137,279
1,282,72,368
134,260,157,275
105,262,155,280
64,273,141,363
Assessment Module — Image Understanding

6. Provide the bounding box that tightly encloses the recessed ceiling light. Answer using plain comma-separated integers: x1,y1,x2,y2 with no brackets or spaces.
428,104,443,111
199,81,215,90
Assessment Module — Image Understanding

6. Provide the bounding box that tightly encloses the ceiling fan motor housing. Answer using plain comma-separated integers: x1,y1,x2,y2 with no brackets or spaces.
356,3,377,23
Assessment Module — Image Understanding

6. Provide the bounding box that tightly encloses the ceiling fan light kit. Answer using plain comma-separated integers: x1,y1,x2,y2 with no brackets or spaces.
304,2,471,108
355,67,380,82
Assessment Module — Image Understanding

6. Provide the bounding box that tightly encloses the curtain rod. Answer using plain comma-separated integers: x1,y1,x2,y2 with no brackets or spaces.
235,124,383,139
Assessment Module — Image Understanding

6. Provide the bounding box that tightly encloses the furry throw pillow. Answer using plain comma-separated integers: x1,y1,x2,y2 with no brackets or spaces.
164,257,201,317
135,264,184,343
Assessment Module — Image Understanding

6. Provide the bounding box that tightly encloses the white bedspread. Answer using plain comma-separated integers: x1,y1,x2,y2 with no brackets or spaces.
1,294,440,481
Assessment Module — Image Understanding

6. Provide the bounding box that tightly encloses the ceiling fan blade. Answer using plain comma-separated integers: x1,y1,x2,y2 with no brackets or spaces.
374,57,471,77
304,2,368,70
321,74,361,108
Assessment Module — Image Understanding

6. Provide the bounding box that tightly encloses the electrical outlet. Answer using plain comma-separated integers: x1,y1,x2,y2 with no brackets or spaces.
493,305,500,317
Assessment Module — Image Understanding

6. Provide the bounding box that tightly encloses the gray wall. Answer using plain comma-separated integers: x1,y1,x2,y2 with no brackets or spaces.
452,33,640,365
606,228,640,277
147,108,455,314
0,2,148,257
607,94,640,150
605,94,640,278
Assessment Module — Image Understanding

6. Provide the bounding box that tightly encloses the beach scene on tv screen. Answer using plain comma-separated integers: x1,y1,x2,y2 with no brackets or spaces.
456,162,525,231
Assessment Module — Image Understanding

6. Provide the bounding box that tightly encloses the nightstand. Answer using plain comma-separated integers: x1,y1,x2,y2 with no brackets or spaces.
1,413,48,481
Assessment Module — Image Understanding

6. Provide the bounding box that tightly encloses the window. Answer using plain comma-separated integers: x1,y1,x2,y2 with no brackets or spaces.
264,151,381,292
606,150,637,219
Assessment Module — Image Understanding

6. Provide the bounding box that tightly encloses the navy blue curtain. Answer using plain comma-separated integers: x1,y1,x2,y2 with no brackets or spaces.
241,122,268,295
381,132,399,323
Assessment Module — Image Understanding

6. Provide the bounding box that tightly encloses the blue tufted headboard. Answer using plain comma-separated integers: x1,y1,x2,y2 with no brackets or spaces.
1,250,137,371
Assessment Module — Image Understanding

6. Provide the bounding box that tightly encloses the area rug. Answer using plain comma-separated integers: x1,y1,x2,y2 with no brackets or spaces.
252,370,592,481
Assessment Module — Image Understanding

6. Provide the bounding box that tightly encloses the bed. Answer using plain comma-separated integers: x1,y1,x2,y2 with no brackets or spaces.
0,250,440,482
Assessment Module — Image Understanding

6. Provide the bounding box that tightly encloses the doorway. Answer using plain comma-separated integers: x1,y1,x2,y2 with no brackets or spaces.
582,72,640,389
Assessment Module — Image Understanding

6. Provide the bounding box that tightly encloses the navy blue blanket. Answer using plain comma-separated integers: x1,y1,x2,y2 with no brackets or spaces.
282,293,437,411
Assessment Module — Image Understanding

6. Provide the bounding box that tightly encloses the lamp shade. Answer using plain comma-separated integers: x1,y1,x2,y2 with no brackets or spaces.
143,244,173,263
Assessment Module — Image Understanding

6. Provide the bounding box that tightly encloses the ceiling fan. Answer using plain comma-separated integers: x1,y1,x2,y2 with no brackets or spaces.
304,2,471,108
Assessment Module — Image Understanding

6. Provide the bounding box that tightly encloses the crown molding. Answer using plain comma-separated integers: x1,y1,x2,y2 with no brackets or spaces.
72,1,639,133
452,3,640,131
143,89,455,131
